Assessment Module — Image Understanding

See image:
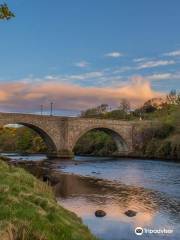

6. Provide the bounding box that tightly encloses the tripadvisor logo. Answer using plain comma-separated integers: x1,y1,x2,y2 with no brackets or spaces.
135,227,143,235
135,227,173,236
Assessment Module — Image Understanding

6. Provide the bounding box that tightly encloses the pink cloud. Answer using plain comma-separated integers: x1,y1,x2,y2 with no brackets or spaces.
0,77,163,112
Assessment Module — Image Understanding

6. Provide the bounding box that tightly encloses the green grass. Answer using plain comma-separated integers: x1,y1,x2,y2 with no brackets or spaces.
0,159,98,240
142,104,180,124
135,105,180,160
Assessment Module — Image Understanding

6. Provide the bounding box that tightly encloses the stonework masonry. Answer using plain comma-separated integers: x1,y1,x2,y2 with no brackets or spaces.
0,112,153,159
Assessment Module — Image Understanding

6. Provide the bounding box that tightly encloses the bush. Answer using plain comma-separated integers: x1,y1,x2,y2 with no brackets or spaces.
154,123,174,139
145,139,159,158
155,141,172,158
170,135,180,160
134,122,178,159
74,130,116,156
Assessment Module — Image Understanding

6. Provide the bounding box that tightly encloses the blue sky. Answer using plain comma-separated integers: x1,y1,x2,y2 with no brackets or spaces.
0,0,180,114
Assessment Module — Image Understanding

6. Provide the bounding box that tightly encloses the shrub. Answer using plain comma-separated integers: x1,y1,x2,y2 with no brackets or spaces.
145,139,159,158
154,123,174,139
155,141,172,158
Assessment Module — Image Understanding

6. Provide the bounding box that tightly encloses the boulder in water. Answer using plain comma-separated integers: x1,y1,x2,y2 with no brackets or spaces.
124,210,137,217
95,210,106,217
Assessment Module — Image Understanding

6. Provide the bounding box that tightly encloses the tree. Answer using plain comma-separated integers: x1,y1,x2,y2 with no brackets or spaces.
97,104,109,114
0,3,15,20
177,93,180,105
81,104,109,118
118,99,130,113
143,104,156,113
167,89,178,105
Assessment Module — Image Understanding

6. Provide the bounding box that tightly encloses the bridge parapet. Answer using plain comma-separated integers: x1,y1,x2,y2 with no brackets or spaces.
0,113,156,159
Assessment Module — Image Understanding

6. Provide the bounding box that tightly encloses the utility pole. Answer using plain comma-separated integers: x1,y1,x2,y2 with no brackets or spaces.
40,104,43,116
50,102,53,116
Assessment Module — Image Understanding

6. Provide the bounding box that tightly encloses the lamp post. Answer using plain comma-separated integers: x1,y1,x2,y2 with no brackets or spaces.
40,104,43,116
50,102,53,116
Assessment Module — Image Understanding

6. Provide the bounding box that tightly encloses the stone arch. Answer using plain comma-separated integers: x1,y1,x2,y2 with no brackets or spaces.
71,126,129,153
2,122,57,154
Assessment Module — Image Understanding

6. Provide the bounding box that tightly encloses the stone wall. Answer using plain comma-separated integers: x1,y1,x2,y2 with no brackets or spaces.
0,113,152,158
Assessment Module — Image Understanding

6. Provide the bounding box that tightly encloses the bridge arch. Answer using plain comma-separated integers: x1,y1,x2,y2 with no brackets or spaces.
71,126,129,153
2,122,57,155
0,113,136,158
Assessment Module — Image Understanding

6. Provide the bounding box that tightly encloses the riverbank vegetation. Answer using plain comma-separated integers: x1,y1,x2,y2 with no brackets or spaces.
0,126,47,153
78,90,180,160
74,130,117,156
0,158,97,240
133,104,180,160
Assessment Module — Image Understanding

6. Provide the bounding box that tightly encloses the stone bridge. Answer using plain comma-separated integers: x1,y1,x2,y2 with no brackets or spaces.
0,112,151,159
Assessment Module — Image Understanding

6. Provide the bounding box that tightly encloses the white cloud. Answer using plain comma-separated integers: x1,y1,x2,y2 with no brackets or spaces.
45,75,56,80
69,71,104,80
42,71,105,84
42,70,121,87
133,58,147,63
146,73,172,81
163,50,180,57
113,66,133,74
137,60,175,69
105,52,124,58
74,60,90,68
146,72,180,81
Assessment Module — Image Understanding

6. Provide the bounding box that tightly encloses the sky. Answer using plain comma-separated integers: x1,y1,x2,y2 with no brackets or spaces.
0,0,180,115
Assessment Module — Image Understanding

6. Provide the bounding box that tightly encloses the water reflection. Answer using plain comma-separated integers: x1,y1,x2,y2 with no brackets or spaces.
60,156,180,198
55,173,180,240
26,159,180,240
2,154,180,240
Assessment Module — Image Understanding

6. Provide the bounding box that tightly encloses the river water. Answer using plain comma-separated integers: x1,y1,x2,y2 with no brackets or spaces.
2,153,180,240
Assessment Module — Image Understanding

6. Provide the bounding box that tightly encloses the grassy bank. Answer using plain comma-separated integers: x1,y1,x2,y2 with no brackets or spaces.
0,159,97,240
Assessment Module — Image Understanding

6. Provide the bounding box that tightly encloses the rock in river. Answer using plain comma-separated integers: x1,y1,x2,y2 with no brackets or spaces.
95,210,106,217
124,210,137,217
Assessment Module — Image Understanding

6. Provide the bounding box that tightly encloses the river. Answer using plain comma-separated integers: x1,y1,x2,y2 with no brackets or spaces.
2,153,180,240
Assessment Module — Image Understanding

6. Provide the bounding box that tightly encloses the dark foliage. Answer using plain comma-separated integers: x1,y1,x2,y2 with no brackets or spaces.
0,3,15,20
